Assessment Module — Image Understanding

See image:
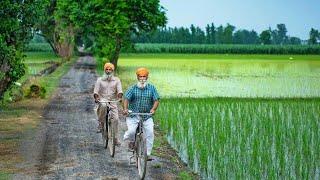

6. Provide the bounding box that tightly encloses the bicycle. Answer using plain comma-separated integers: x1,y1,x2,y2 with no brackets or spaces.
127,111,152,180
97,99,121,157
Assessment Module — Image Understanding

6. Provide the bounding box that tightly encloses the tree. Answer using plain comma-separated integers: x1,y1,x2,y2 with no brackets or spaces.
215,25,224,44
271,24,288,45
0,0,42,98
276,24,288,44
223,23,235,44
260,30,272,45
248,30,260,44
288,37,301,45
83,0,166,69
210,23,216,44
205,24,211,43
37,0,83,60
308,28,319,45
190,24,196,43
234,30,251,44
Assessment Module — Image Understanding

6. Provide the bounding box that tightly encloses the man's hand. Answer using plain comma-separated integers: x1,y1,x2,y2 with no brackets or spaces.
94,94,100,103
123,109,129,116
94,98,100,103
150,109,156,115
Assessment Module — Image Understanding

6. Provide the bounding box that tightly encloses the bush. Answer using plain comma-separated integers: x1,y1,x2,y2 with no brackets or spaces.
9,85,24,102
25,84,46,98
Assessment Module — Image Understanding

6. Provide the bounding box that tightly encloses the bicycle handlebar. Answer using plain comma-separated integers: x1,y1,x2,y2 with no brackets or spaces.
97,99,121,103
128,112,153,116
127,110,153,116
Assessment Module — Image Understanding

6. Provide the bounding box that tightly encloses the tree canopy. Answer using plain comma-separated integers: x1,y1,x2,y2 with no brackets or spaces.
0,0,42,98
83,0,167,68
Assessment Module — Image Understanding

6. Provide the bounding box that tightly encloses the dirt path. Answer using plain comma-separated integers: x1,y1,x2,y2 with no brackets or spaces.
13,56,186,179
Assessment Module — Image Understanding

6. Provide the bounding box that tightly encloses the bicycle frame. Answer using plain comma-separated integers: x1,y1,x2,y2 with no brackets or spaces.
127,112,152,179
97,99,120,157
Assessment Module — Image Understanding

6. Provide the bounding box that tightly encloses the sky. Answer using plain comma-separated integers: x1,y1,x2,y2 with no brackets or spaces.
159,0,320,40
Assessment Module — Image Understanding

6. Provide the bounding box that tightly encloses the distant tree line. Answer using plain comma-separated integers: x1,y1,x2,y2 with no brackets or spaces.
132,23,320,45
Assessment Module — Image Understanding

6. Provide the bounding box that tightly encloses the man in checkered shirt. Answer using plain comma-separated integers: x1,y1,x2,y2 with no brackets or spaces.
123,67,160,159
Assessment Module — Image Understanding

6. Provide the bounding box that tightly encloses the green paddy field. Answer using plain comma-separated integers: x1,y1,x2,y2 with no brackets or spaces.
116,54,320,179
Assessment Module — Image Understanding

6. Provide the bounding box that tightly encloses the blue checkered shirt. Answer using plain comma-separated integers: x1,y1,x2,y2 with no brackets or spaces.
125,83,160,120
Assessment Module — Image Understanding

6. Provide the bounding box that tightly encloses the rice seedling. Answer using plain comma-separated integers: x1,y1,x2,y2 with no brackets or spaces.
118,54,320,98
156,98,320,179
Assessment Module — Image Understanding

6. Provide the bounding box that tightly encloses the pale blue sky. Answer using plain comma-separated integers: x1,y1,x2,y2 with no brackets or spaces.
160,0,320,40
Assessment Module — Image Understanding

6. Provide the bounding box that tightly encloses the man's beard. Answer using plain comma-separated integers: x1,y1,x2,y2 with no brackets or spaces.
137,80,147,88
101,72,113,81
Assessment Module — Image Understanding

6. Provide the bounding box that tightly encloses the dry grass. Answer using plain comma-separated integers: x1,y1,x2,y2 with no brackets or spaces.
0,99,47,173
0,140,23,173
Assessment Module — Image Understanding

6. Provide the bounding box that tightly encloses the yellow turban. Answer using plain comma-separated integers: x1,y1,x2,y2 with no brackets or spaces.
104,62,114,71
136,67,149,76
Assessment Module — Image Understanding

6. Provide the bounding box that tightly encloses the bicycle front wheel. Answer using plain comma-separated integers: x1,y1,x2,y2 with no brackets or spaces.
103,121,108,149
107,120,115,157
136,134,147,179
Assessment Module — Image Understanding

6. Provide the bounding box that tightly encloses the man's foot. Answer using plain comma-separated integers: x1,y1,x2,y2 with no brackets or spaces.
147,155,153,161
128,141,134,151
96,129,102,133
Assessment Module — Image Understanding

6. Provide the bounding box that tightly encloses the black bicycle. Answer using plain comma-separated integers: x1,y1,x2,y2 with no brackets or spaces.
98,99,120,157
127,111,152,179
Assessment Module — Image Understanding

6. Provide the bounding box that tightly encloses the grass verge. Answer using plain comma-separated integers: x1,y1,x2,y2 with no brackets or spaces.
0,55,77,175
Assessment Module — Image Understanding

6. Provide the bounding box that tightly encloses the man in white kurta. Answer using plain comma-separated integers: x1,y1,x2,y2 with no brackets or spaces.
93,63,123,144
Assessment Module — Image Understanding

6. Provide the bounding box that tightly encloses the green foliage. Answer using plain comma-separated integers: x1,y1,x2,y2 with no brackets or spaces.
83,0,166,67
0,36,26,99
308,28,319,45
133,23,303,45
38,57,76,97
9,85,24,102
36,0,166,66
35,0,57,54
260,30,272,45
30,34,46,43
0,0,42,98
86,0,130,59
25,84,46,99
272,24,288,45
36,0,81,59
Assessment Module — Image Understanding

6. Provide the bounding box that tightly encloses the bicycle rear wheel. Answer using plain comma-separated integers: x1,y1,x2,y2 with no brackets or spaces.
107,120,115,157
136,134,147,179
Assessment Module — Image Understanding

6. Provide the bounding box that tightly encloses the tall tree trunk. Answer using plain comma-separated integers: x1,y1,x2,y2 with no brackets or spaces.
0,61,11,98
109,37,122,70
53,24,75,61
37,33,59,55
